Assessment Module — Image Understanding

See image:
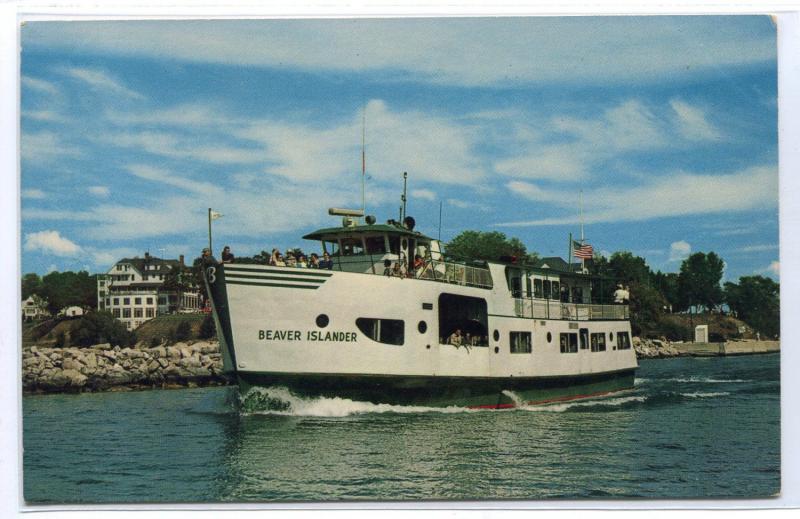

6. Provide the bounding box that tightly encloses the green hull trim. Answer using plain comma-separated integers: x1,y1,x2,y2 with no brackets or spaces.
237,369,636,408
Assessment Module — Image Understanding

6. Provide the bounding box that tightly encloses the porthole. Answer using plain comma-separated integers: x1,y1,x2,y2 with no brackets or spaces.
493,329,500,341
547,332,552,343
494,346,500,354
609,332,614,342
418,321,427,334
316,314,329,328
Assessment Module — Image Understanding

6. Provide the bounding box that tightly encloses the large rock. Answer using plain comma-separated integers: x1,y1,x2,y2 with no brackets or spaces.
39,368,87,390
62,358,84,371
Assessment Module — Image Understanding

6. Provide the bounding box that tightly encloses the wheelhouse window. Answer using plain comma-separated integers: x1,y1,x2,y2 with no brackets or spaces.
356,318,404,345
618,331,632,350
510,331,532,354
340,238,364,256
534,279,543,298
365,236,387,254
590,332,607,352
560,332,578,353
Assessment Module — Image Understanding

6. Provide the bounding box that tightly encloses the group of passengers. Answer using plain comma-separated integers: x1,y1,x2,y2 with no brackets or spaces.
269,248,334,270
383,254,427,279
445,328,487,348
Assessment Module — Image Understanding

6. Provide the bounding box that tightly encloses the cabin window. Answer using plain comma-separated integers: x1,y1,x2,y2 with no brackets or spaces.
324,240,340,256
534,279,543,298
356,317,404,345
341,238,364,256
543,280,552,299
388,236,400,255
618,331,631,350
572,286,583,303
510,332,532,354
551,281,560,299
560,332,578,353
590,333,607,352
438,293,488,347
579,328,589,350
365,236,387,255
525,276,532,297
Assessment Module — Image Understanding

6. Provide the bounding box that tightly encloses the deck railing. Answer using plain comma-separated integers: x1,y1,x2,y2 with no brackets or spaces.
514,298,629,321
416,258,493,289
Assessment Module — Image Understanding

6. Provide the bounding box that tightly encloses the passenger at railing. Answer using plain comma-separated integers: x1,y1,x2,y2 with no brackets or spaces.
623,285,631,304
308,253,320,269
383,259,392,276
220,246,235,264
413,254,425,275
614,284,625,304
392,262,405,278
319,252,333,270
447,329,463,347
560,285,569,303
200,248,218,267
269,249,285,267
285,252,297,267
296,255,308,268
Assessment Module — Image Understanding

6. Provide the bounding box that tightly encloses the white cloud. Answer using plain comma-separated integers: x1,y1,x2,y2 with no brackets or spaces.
22,75,59,95
24,230,82,256
23,110,65,123
125,165,223,197
411,189,436,201
88,186,110,197
63,67,145,100
101,131,265,165
23,18,776,87
768,260,779,276
670,99,721,141
22,131,82,164
734,244,779,253
22,189,46,199
498,165,778,226
668,240,692,262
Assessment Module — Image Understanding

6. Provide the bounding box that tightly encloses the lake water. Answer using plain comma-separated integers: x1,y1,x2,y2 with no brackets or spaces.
22,354,780,503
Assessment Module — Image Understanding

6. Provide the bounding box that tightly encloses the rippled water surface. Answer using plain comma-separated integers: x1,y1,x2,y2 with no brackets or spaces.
23,354,780,503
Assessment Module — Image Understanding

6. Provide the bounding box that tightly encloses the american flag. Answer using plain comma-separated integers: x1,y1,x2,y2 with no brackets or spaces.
573,240,593,259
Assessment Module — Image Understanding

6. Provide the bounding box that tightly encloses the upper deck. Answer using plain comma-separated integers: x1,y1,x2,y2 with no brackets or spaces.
300,216,628,321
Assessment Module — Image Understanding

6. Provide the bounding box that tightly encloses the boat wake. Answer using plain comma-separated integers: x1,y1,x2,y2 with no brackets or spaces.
238,386,473,417
515,394,648,413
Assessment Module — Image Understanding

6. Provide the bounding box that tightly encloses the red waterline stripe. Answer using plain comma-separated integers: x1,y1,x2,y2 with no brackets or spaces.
467,388,625,410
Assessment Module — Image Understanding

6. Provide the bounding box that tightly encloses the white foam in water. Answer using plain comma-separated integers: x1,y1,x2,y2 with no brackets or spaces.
240,386,473,417
680,391,730,398
667,377,748,383
519,395,647,413
634,377,649,386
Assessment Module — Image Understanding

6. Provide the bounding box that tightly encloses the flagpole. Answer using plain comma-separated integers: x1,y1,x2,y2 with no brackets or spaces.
361,102,366,214
580,190,585,272
208,208,212,254
568,232,573,273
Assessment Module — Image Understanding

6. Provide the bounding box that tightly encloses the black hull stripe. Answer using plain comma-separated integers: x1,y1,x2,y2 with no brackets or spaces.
226,280,320,289
226,273,326,284
225,266,332,278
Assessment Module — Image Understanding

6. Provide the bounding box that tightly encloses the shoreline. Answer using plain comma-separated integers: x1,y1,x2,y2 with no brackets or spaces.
22,337,779,395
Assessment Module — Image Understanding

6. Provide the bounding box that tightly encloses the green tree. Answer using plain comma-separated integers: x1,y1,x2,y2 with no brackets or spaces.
724,275,780,338
199,314,216,339
71,311,136,347
40,270,97,315
677,252,725,313
21,273,43,300
651,271,681,312
445,231,537,263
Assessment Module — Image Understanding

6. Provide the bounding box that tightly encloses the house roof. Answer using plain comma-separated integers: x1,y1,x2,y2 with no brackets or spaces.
113,256,183,275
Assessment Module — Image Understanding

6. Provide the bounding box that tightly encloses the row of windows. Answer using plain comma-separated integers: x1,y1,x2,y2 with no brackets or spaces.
560,331,631,353
108,296,160,306
112,308,156,319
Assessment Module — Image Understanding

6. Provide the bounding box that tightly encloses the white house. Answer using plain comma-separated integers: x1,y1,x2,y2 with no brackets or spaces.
97,252,200,330
22,296,49,320
59,306,85,318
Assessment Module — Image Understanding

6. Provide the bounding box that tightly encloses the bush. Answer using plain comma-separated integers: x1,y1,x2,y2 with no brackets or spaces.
54,331,66,348
656,317,692,342
199,314,216,339
150,336,162,348
71,311,137,347
174,320,191,341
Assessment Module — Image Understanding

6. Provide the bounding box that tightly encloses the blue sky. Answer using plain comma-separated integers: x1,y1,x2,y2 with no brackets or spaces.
19,17,779,282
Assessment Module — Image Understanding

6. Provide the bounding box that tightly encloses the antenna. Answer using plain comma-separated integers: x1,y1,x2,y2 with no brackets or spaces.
438,200,443,241
401,171,408,221
361,102,366,213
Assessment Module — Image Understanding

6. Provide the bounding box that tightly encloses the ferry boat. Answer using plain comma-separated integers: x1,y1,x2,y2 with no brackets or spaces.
202,208,637,409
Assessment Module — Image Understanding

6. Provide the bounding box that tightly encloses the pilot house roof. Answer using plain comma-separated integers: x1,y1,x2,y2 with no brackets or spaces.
303,223,433,241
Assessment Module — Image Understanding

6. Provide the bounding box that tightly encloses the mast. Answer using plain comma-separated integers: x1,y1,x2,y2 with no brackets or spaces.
361,103,366,214
580,189,585,272
401,171,408,221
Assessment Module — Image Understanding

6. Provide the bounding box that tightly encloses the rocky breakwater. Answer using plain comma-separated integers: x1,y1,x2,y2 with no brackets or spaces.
633,337,682,359
22,341,227,394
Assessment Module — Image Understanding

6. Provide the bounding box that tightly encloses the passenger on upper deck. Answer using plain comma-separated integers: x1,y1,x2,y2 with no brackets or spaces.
413,254,425,275
270,249,285,267
285,252,297,267
614,284,626,304
220,246,234,264
448,329,463,347
319,252,333,270
297,255,308,268
309,253,320,269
